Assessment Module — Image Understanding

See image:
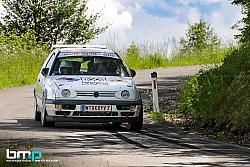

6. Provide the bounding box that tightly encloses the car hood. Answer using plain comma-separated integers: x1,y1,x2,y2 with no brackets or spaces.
51,76,134,91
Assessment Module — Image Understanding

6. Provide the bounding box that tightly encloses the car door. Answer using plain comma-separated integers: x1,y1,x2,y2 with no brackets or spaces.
35,52,57,108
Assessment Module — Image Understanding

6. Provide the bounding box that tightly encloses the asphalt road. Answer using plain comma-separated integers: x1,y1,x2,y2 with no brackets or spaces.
1,65,250,167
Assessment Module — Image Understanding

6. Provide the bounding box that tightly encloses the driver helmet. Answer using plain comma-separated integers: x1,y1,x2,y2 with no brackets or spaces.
94,58,109,69
59,60,73,74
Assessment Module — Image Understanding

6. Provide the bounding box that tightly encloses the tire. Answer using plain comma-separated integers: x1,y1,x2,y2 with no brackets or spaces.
41,97,55,127
34,96,41,121
128,105,143,131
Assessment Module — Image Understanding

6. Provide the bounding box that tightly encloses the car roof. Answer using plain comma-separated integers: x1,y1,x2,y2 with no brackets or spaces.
52,45,119,59
52,45,114,53
58,47,115,53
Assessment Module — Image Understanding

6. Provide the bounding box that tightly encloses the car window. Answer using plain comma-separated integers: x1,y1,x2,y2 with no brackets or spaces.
51,55,129,77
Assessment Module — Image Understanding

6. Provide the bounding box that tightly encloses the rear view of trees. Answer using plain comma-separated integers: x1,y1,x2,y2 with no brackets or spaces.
0,0,110,44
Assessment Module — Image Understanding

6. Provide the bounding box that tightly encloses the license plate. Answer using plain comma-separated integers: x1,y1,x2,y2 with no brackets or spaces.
82,104,111,112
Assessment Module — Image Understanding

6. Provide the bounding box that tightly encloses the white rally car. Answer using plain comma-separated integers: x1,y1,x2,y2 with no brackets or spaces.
34,45,143,131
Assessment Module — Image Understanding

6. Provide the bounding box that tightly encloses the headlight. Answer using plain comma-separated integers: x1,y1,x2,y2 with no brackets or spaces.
61,89,71,97
121,90,130,99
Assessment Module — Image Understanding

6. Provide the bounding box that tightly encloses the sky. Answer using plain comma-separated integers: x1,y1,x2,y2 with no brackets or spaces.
86,0,243,45
0,0,243,45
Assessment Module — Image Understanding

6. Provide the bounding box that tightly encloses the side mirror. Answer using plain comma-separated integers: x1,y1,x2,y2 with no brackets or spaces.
130,69,136,78
41,68,49,77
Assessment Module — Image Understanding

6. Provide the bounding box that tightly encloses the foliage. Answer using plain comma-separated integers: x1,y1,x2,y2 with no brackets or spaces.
178,45,250,135
180,19,220,54
124,42,225,70
230,0,250,44
124,44,231,70
150,111,166,122
177,0,250,139
0,48,49,89
0,29,48,51
126,43,140,59
0,30,49,89
0,0,110,44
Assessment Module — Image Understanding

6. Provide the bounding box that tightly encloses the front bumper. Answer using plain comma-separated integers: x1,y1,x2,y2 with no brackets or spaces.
45,99,142,123
46,116,139,123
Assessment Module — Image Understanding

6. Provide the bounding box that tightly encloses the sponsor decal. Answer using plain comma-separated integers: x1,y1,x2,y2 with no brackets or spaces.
62,52,117,57
56,77,80,82
63,52,97,56
81,77,108,85
63,52,83,56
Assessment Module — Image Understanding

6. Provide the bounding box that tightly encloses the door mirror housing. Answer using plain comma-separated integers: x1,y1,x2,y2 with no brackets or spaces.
41,68,49,77
130,69,136,78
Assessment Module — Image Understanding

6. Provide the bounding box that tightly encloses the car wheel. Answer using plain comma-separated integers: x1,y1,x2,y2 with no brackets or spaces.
128,105,143,131
41,97,55,127
34,96,41,121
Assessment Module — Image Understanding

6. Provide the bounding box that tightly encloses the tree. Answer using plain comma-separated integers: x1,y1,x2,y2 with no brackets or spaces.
126,43,140,59
179,19,220,54
230,0,250,44
0,0,110,44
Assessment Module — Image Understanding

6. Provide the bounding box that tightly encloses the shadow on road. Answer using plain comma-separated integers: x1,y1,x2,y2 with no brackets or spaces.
1,117,250,167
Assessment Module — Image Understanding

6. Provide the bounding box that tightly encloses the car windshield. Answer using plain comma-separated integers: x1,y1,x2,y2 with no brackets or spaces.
51,55,130,77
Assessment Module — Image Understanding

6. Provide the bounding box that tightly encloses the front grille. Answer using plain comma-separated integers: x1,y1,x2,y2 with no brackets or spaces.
76,91,115,97
56,111,71,115
62,105,76,110
121,112,135,116
116,105,130,110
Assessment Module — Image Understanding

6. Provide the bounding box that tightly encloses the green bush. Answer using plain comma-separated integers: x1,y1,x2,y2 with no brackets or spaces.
178,45,250,135
150,111,166,122
0,30,46,51
0,30,49,89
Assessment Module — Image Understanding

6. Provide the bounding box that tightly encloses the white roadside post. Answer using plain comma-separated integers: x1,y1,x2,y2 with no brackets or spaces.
151,72,160,112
